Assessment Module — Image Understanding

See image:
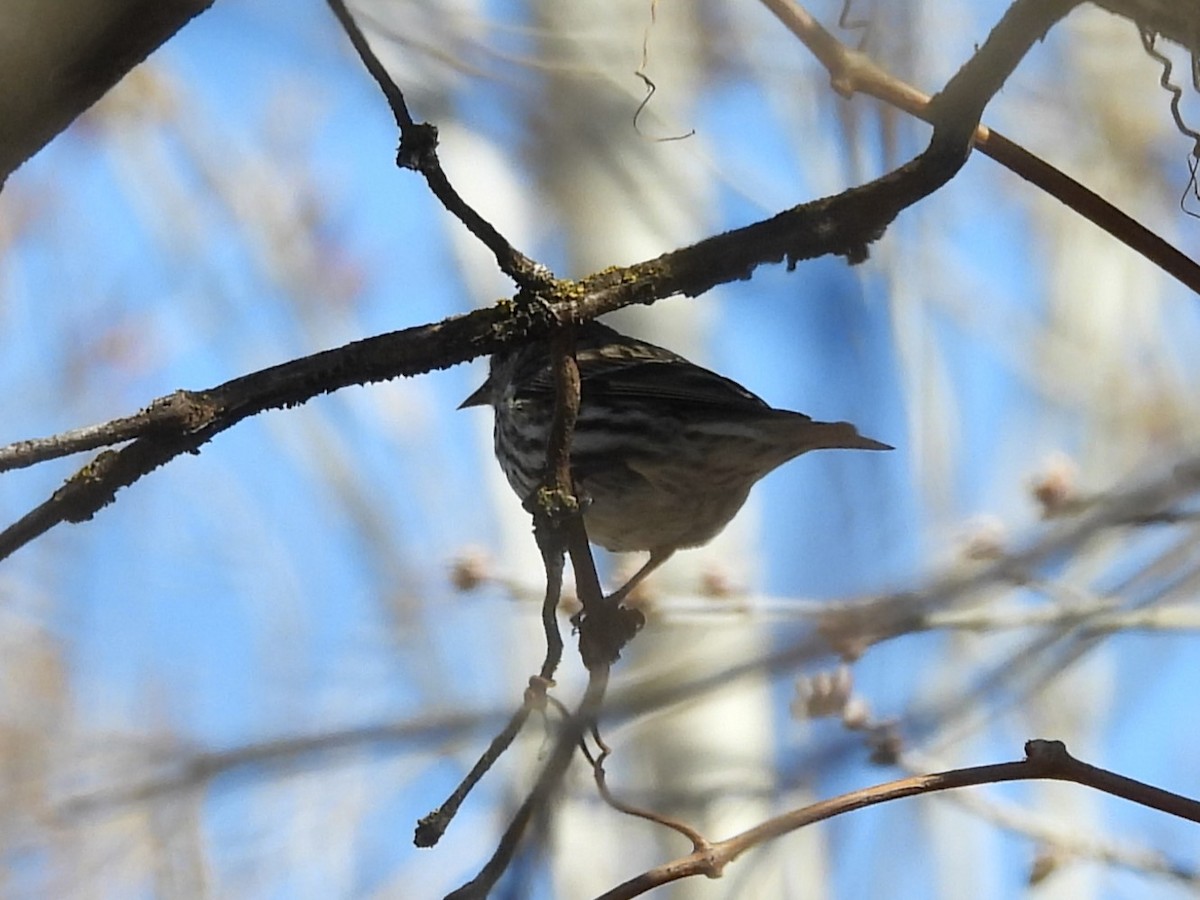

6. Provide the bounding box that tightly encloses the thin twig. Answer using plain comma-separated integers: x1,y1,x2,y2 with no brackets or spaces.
899,749,1200,887
599,740,1200,899
324,0,550,290
445,324,638,892
0,391,212,473
413,676,553,848
542,331,643,668
590,725,711,848
447,666,612,899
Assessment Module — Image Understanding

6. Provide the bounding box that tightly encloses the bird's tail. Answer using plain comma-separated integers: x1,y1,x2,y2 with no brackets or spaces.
774,414,893,454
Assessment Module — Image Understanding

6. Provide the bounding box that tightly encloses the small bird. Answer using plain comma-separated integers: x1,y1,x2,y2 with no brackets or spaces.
460,322,891,599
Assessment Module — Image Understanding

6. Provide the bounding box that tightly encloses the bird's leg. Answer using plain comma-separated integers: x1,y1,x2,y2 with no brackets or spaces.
607,548,674,604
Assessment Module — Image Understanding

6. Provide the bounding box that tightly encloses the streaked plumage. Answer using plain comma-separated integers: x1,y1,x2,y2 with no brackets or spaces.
461,322,890,597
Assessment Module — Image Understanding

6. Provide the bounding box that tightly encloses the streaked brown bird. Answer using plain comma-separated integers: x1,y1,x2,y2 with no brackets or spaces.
461,322,891,599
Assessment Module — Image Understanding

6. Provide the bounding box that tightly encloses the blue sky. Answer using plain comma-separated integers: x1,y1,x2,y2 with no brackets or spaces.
4,1,1200,897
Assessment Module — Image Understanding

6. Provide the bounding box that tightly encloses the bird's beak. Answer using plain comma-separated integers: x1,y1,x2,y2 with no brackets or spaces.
458,379,492,409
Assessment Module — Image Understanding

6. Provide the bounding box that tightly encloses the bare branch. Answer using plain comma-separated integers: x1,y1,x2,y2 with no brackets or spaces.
760,0,1200,295
413,677,553,848
1094,0,1200,57
599,740,1200,899
325,0,551,290
447,666,612,899
0,390,212,473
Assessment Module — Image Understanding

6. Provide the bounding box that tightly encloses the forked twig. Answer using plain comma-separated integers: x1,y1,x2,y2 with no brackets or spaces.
599,740,1200,899
447,667,613,899
417,327,590,848
759,0,1200,295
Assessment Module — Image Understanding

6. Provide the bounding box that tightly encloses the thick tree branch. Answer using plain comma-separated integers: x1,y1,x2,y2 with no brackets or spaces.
0,0,213,185
1094,0,1200,57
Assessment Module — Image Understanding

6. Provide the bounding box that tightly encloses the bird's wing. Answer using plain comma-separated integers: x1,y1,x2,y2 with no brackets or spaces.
583,357,772,412
520,322,778,414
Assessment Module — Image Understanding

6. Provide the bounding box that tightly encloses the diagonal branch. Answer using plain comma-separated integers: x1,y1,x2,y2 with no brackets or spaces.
760,0,1200,294
599,740,1200,899
324,0,551,291
447,666,612,899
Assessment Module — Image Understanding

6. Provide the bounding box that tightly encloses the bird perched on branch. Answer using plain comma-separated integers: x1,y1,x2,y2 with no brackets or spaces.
460,321,891,599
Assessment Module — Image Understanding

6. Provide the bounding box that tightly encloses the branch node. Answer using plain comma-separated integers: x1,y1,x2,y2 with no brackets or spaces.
1024,738,1069,767
396,122,439,171
573,603,646,670
524,675,555,708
